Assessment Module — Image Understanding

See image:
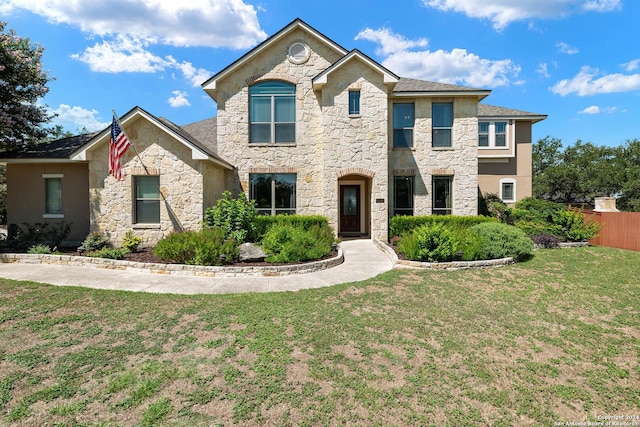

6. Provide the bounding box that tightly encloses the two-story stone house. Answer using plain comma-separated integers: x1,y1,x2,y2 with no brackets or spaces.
2,19,545,246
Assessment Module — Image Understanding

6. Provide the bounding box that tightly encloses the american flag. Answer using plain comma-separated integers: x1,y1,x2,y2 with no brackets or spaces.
109,114,131,180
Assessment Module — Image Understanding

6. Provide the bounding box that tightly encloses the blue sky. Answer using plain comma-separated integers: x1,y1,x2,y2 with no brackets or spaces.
1,0,638,147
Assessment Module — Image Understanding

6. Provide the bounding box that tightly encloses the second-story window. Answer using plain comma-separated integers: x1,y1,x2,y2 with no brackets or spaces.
249,81,295,144
393,103,414,148
432,102,453,148
349,90,360,115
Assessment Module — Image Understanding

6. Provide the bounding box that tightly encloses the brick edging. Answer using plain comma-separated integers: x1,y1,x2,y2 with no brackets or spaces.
0,248,344,278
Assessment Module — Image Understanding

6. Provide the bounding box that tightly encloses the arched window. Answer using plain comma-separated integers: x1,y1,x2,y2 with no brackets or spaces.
249,81,295,144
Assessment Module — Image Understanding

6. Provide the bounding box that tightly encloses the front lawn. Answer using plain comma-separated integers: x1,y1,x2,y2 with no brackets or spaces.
0,246,638,426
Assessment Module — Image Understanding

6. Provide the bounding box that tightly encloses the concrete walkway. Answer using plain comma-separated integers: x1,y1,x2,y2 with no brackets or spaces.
0,239,394,295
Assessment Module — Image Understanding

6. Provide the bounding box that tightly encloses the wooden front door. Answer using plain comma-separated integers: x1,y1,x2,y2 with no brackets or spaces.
340,185,360,233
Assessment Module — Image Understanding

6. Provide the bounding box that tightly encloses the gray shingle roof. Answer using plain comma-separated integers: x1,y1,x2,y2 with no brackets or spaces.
181,117,217,155
394,77,489,94
0,132,99,159
479,104,547,122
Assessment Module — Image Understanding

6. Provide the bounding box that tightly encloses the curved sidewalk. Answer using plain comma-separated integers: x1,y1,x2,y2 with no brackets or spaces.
0,239,394,295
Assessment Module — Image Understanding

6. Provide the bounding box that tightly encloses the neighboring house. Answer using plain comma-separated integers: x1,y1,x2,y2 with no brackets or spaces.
1,18,545,247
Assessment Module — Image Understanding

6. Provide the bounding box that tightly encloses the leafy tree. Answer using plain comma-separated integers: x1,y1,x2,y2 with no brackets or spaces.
617,139,640,211
0,21,53,151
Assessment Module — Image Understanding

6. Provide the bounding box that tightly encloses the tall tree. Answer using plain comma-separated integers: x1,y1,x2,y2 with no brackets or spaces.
0,21,53,151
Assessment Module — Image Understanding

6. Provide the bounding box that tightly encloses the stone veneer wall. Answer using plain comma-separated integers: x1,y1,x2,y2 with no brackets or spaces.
215,29,391,239
390,97,479,216
88,118,221,247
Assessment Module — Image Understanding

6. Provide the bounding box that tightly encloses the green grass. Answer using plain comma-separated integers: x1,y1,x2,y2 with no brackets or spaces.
0,246,639,425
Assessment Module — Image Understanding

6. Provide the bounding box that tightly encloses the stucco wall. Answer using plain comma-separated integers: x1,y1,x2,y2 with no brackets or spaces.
478,121,533,203
87,117,223,246
7,163,90,245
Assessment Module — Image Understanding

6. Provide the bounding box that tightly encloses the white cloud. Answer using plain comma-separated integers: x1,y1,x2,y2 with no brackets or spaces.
169,59,213,87
355,27,520,88
0,0,266,49
168,90,190,107
556,41,579,55
582,0,622,12
622,58,640,72
355,27,428,56
579,105,617,114
537,63,550,78
423,0,621,30
50,104,110,131
551,66,640,96
71,35,168,73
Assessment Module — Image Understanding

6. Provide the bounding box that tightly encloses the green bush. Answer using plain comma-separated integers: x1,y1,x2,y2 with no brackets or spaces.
470,222,533,261
261,222,335,263
80,231,110,252
121,230,142,253
153,227,239,266
86,247,129,260
390,215,496,238
552,209,601,241
203,191,257,243
254,215,331,240
397,223,457,262
27,244,59,254
514,197,564,223
480,193,513,223
8,221,72,249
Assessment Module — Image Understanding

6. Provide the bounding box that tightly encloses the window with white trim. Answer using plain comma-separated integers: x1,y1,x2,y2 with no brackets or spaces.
43,174,63,218
478,121,508,148
500,178,516,203
134,176,161,223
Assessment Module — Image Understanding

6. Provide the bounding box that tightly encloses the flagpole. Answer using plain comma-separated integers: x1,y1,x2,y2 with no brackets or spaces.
112,109,150,176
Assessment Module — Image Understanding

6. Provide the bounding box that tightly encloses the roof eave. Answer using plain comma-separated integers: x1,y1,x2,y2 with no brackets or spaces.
312,50,399,91
392,90,491,100
480,114,548,124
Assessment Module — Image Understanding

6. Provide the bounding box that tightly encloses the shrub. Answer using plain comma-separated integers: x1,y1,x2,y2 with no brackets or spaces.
530,233,560,249
552,209,601,241
86,247,129,260
8,221,72,249
470,222,533,261
390,215,497,238
514,197,564,223
254,215,331,241
480,193,513,223
80,231,110,252
122,230,142,253
261,222,335,263
153,227,239,266
27,244,59,254
397,223,457,262
203,191,257,243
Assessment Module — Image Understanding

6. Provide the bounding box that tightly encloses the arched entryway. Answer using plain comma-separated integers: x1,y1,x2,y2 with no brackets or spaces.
337,168,374,237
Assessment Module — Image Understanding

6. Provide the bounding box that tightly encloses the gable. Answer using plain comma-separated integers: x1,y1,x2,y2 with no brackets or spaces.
70,107,232,170
202,18,348,101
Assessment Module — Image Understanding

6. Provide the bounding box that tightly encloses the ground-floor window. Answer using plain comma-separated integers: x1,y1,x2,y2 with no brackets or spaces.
500,178,516,203
43,174,63,218
134,176,161,223
393,176,414,216
250,173,296,215
432,176,453,215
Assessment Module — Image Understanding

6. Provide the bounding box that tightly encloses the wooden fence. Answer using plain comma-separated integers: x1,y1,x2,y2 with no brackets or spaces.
584,211,640,251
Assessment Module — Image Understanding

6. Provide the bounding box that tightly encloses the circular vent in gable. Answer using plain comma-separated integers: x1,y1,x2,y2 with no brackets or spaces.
288,42,310,64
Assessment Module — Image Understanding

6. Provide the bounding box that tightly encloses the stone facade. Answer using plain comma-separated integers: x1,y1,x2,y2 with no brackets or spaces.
88,117,226,247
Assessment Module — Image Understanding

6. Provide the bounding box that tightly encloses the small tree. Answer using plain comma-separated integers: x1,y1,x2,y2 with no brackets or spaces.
0,21,53,151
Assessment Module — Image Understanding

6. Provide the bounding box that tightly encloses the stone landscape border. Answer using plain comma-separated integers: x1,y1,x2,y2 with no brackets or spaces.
373,239,589,270
0,247,344,278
